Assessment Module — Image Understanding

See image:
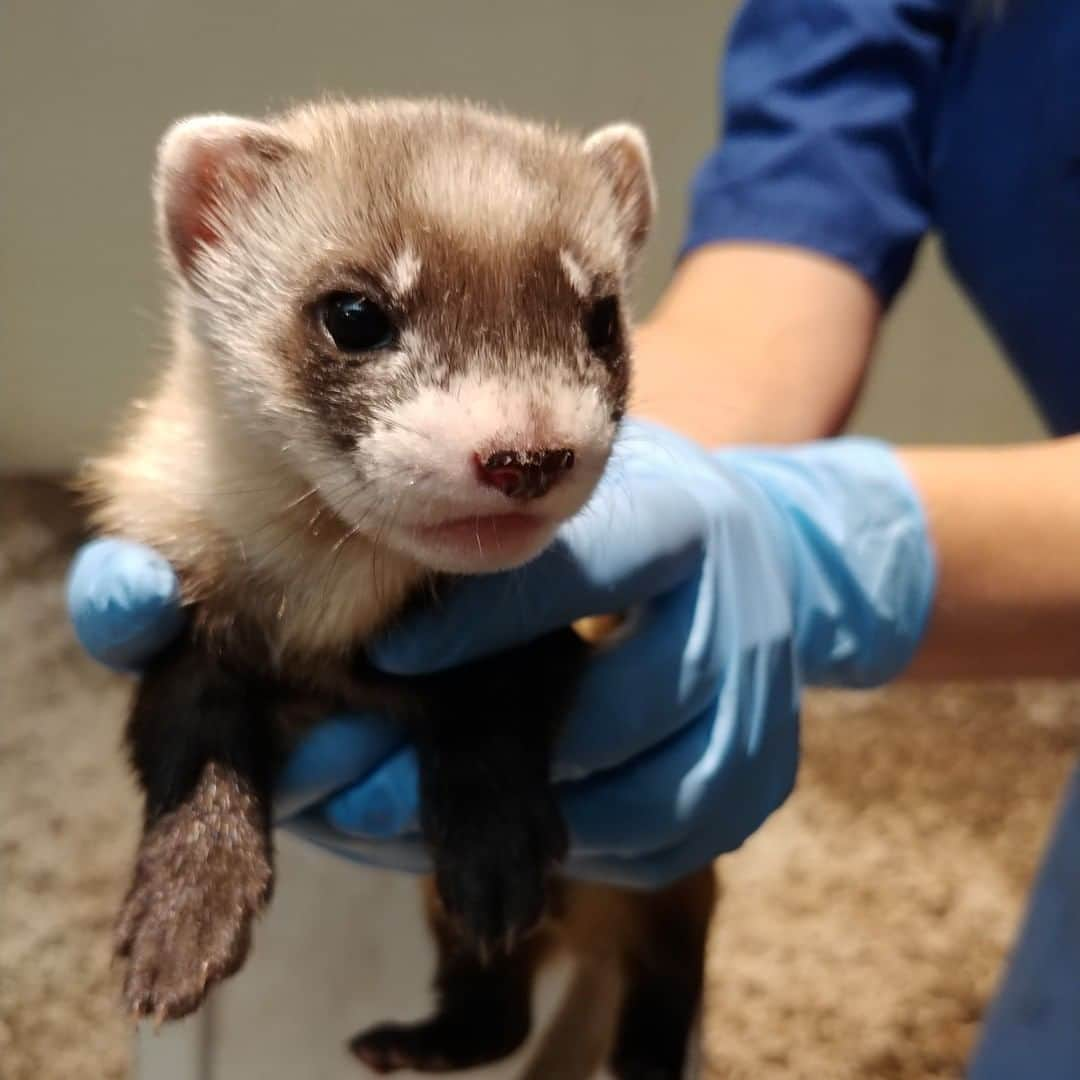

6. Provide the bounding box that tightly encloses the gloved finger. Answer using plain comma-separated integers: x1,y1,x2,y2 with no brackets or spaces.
563,844,705,891
551,571,718,781
565,709,799,886
67,538,185,672
273,714,407,822
564,763,792,889
369,471,708,676
317,745,421,839
558,701,723,859
561,647,798,860
567,784,782,890
283,812,431,875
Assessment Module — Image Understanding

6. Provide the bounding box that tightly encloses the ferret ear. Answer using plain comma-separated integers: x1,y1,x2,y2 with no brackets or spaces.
583,123,656,258
154,114,294,278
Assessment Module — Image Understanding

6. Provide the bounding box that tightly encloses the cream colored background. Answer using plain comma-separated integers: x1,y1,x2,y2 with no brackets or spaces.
1,0,1044,476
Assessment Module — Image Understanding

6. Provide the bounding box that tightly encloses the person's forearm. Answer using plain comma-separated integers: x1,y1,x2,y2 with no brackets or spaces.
900,439,1080,678
632,243,881,445
634,244,1080,679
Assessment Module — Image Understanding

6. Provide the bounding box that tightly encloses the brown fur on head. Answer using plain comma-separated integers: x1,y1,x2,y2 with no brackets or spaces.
86,98,654,657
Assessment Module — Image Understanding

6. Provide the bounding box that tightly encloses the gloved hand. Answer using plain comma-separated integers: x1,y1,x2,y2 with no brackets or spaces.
68,420,935,887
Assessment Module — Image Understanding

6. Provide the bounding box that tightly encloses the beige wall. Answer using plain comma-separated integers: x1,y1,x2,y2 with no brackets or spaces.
1,0,1043,474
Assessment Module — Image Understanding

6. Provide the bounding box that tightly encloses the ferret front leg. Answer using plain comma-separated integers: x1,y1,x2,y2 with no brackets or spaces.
411,701,566,955
410,628,586,955
117,630,277,1022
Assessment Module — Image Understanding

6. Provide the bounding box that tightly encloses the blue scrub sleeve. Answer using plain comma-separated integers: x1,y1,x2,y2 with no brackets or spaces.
683,0,957,304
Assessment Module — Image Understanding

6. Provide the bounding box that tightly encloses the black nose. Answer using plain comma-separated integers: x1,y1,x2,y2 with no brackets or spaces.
476,448,576,500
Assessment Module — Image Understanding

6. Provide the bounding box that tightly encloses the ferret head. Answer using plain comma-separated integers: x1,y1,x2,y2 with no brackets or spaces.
156,99,654,574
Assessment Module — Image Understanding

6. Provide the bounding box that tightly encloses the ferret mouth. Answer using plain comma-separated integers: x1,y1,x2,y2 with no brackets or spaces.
413,512,547,552
396,510,558,573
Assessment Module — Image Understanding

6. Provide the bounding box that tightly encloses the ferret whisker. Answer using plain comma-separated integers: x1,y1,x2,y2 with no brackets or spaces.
377,496,409,610
282,485,321,512
246,479,370,569
316,489,396,614
424,573,440,607
330,516,367,555
365,498,395,616
239,485,344,552
166,458,350,500
383,417,435,443
316,510,369,615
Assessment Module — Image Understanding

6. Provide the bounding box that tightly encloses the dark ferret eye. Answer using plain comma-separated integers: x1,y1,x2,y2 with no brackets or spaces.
584,295,621,357
321,293,396,353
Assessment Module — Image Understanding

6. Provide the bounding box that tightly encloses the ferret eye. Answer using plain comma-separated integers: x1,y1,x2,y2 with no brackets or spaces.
584,295,621,357
321,293,395,353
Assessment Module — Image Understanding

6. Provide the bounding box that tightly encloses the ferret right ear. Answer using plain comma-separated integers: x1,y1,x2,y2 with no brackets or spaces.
155,115,293,279
583,123,656,260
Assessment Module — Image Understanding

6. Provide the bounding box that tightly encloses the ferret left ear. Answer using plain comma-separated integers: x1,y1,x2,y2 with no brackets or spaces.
583,123,656,258
154,114,295,280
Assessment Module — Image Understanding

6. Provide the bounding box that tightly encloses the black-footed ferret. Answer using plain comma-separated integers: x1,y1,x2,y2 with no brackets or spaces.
83,98,716,1078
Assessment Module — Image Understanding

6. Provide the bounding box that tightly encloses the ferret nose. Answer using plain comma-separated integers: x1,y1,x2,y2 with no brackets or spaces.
475,448,576,500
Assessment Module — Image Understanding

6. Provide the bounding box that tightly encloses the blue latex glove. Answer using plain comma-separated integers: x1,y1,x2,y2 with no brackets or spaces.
68,420,935,886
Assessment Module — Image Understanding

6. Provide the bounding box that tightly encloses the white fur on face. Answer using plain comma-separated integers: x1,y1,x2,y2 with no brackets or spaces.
311,367,616,573
387,247,422,298
559,248,591,298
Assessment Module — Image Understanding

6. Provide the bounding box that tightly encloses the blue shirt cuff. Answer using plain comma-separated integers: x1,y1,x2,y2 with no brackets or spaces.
681,165,924,307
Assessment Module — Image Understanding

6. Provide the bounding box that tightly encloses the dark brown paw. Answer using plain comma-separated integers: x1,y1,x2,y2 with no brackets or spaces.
116,763,273,1022
350,1024,446,1073
611,1065,685,1080
431,787,567,956
349,1013,528,1074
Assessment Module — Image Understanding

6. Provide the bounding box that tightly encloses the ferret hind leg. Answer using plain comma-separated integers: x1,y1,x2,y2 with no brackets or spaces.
349,878,544,1073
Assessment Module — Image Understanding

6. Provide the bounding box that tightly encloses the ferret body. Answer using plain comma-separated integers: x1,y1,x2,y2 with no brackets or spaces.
85,98,715,1078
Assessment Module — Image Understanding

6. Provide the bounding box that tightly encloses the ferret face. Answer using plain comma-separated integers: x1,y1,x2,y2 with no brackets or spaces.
156,100,654,573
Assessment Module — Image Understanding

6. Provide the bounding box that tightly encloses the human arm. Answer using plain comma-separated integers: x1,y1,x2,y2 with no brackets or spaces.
635,0,957,445
628,0,1080,679
632,243,880,445
900,438,1080,679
